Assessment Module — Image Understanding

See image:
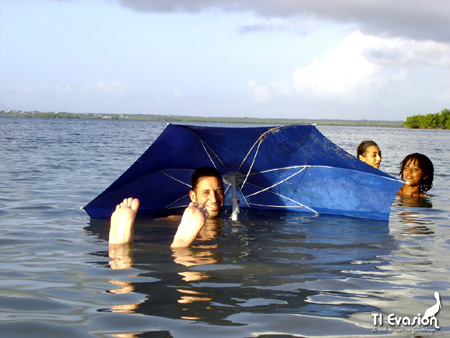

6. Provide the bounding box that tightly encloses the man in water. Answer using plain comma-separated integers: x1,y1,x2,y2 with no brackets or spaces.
109,166,225,248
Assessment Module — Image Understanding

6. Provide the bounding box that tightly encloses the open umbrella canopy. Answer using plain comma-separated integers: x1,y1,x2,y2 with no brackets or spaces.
83,124,403,221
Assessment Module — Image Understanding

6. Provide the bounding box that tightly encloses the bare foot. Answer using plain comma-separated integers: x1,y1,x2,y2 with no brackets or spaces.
109,198,140,244
171,202,209,248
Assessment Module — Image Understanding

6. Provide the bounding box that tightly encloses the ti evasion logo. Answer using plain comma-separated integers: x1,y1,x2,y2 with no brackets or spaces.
371,292,442,333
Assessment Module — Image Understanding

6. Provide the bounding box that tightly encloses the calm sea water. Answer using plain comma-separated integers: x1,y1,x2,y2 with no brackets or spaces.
1,117,450,338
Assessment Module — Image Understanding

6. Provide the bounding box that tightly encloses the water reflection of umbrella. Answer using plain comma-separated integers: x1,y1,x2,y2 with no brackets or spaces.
83,124,403,221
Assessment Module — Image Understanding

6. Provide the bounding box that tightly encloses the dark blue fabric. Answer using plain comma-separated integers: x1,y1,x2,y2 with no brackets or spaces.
83,124,403,220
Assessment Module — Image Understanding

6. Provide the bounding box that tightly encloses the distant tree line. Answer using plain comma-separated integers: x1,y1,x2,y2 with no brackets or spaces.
0,110,404,127
403,109,450,129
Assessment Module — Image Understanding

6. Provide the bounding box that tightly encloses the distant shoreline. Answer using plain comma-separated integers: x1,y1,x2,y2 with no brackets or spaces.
0,110,404,127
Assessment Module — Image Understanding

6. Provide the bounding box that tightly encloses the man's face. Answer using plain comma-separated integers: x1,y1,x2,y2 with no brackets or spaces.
190,176,224,219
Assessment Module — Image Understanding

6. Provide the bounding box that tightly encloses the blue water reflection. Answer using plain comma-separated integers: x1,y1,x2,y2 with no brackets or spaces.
87,209,397,331
2,118,450,337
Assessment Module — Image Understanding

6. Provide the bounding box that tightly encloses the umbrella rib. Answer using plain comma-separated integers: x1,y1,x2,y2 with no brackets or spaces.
244,166,307,198
199,139,223,170
248,202,318,214
239,126,282,191
239,165,317,214
248,165,307,175
237,126,282,172
240,138,263,190
160,170,192,209
184,128,231,173
236,182,251,208
161,170,192,188
241,166,318,213
165,194,190,209
245,181,318,214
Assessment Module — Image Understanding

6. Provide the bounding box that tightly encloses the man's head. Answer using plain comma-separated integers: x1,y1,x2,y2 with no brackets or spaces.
189,167,224,219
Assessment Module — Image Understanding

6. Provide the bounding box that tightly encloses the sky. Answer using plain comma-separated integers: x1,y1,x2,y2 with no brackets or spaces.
1,0,450,121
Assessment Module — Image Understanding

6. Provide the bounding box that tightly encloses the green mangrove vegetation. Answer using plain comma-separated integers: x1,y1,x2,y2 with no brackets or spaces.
403,109,450,129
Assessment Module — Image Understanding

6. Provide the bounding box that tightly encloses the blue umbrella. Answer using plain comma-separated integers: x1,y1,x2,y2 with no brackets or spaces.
83,124,403,221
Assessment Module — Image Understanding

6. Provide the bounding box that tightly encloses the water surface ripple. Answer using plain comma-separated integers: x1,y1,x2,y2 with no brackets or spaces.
1,117,449,337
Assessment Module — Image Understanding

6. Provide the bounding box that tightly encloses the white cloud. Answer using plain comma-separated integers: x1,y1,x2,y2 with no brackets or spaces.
291,31,450,101
173,88,187,99
270,80,294,96
293,32,381,98
54,81,72,95
247,80,272,102
6,83,39,95
86,79,127,96
240,30,450,119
